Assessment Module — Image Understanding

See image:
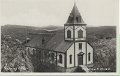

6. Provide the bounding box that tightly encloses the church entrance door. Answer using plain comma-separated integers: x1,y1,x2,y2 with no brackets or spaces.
78,52,84,65
78,55,83,65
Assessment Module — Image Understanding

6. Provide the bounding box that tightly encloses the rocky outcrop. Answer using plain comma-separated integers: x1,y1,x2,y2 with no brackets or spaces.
1,35,34,72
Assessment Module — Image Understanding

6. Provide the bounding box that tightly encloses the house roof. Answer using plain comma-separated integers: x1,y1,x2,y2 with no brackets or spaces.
66,3,85,24
26,31,73,53
25,33,54,48
45,32,73,53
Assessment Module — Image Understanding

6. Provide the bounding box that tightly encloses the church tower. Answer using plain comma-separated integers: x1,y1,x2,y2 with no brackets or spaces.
64,3,88,66
64,3,86,41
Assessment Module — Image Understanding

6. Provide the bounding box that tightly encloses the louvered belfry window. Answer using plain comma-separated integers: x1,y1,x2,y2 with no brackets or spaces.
78,29,83,38
67,30,71,38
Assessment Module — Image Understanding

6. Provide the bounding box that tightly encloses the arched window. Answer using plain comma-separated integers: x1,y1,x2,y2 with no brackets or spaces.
78,29,83,38
69,55,72,64
88,52,91,61
59,54,62,64
67,30,71,38
51,53,54,61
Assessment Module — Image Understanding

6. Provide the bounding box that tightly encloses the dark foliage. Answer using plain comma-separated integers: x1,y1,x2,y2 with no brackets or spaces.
1,34,33,72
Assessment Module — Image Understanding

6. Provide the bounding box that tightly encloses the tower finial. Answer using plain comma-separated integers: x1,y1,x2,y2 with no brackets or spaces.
73,1,77,9
74,1,76,6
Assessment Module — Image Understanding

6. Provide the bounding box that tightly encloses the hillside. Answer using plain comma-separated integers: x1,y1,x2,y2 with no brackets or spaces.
1,34,34,72
90,38,116,72
87,26,116,43
1,24,116,72
1,25,63,42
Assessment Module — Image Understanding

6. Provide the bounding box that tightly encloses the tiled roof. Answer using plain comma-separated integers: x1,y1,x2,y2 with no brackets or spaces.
25,33,54,48
45,32,73,53
26,31,73,53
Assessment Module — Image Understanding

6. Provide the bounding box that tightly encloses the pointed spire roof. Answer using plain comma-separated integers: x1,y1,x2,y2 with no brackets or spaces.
66,3,85,24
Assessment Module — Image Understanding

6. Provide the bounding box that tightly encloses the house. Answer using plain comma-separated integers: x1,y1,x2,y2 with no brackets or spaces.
25,3,93,69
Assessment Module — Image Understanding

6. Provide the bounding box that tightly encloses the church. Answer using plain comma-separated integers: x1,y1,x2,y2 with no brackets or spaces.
25,3,93,69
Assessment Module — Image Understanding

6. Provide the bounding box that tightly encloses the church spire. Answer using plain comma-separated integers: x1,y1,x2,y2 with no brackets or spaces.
66,3,85,24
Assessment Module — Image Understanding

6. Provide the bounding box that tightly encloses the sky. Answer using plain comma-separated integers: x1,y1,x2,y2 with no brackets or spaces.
0,0,118,27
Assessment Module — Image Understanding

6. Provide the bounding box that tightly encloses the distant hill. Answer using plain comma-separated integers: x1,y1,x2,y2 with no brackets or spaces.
86,26,116,43
40,25,63,30
1,25,37,42
87,26,116,38
1,24,116,42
